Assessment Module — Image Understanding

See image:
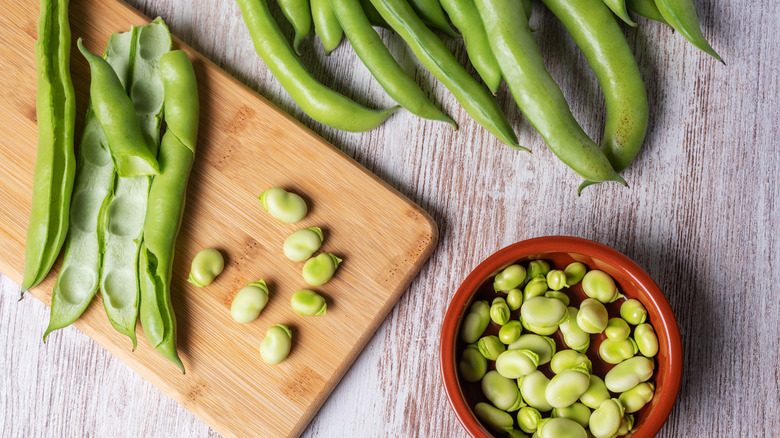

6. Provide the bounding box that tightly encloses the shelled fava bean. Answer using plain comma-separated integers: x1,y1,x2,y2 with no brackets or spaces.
457,260,659,436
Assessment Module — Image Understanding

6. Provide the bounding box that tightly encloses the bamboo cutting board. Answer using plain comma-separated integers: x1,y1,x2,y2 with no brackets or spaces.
0,0,438,437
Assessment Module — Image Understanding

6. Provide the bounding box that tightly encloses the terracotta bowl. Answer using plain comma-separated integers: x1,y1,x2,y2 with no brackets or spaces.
440,236,682,437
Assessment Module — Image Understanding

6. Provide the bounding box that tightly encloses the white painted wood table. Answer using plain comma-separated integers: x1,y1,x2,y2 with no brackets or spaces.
2,0,778,436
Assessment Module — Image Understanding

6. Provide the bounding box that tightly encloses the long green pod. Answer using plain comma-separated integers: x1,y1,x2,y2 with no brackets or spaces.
236,0,397,131
138,50,198,374
439,0,502,94
22,0,76,292
312,0,344,54
654,0,722,61
330,0,455,126
99,20,171,349
361,0,389,27
601,0,636,26
277,0,312,55
539,0,647,194
475,0,624,184
408,0,458,37
626,0,666,23
77,40,160,178
369,0,522,149
44,32,135,339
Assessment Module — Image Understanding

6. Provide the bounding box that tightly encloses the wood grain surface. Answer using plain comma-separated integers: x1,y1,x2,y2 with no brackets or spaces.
1,0,778,437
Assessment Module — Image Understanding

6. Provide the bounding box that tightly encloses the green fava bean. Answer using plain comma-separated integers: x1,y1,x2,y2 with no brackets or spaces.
231,280,270,323
491,297,511,325
506,429,529,438
506,288,523,310
259,187,308,223
618,382,655,414
521,296,567,328
535,417,587,438
620,298,648,325
545,364,591,408
518,370,552,412
552,402,591,428
459,343,488,382
290,289,327,316
259,324,292,364
283,227,323,261
546,270,567,291
474,402,514,432
461,300,490,343
618,382,655,413
580,375,610,409
599,338,638,364
576,298,608,334
589,398,625,438
302,253,342,286
618,413,636,435
499,320,524,344
605,317,631,341
560,307,590,352
550,350,592,375
478,335,506,360
527,260,551,279
521,320,559,336
634,323,659,357
496,349,539,379
188,248,224,287
508,334,556,365
517,406,542,433
564,262,587,286
581,270,621,303
544,290,570,306
482,370,525,411
523,274,548,301
604,356,655,393
494,264,527,292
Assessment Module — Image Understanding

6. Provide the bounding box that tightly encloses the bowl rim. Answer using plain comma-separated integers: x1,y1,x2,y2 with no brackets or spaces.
439,236,683,438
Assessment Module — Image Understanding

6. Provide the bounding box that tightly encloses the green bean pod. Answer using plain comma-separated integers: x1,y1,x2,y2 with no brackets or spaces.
599,338,639,364
508,334,556,365
626,0,667,23
545,364,591,408
236,0,397,131
496,349,539,379
580,375,610,409
45,30,129,338
360,0,389,27
540,0,648,193
490,297,511,325
550,350,591,375
408,0,458,37
634,323,659,357
559,307,590,352
478,335,506,360
518,370,552,412
474,402,515,432
475,0,626,185
482,370,525,411
604,356,655,393
312,0,344,54
461,300,491,343
330,0,455,126
551,402,591,428
535,417,587,438
78,39,159,177
601,0,636,26
517,406,542,433
277,0,312,55
138,48,197,372
654,0,722,61
618,382,655,413
369,0,522,149
589,398,625,438
494,264,527,292
439,0,502,93
459,343,488,382
22,0,77,292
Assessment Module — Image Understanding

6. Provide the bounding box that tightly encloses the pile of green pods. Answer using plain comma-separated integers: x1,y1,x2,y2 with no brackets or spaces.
459,260,660,437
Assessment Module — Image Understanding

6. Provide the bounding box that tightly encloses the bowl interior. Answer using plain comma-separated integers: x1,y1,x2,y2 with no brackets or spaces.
440,237,682,438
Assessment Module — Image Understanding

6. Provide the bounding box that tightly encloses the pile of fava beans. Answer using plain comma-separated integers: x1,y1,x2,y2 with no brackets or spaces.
459,261,659,438
235,0,722,190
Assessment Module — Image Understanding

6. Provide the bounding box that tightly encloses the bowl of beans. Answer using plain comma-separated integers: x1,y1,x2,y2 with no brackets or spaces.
440,236,682,438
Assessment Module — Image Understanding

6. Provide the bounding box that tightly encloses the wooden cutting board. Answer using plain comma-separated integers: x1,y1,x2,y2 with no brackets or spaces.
0,0,438,436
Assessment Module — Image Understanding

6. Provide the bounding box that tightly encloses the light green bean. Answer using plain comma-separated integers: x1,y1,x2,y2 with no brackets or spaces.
459,343,488,382
302,253,342,285
521,296,567,328
523,274,548,301
605,317,631,341
283,227,323,261
545,364,591,408
580,375,610,409
563,262,586,286
589,398,625,438
494,264,527,292
620,298,648,325
290,289,327,315
499,320,523,345
260,324,292,364
551,402,591,428
478,335,506,360
634,323,659,357
550,350,591,375
508,334,556,365
496,349,539,379
517,406,542,433
576,298,608,334
506,288,523,310
535,417,587,438
544,290,570,306
474,402,514,432
526,260,551,279
258,187,308,223
618,382,655,413
560,306,590,352
188,248,224,287
482,370,525,411
518,370,552,412
604,356,655,393
546,270,567,290
461,300,491,343
231,280,270,323
490,297,511,325
599,338,639,364
581,270,622,303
